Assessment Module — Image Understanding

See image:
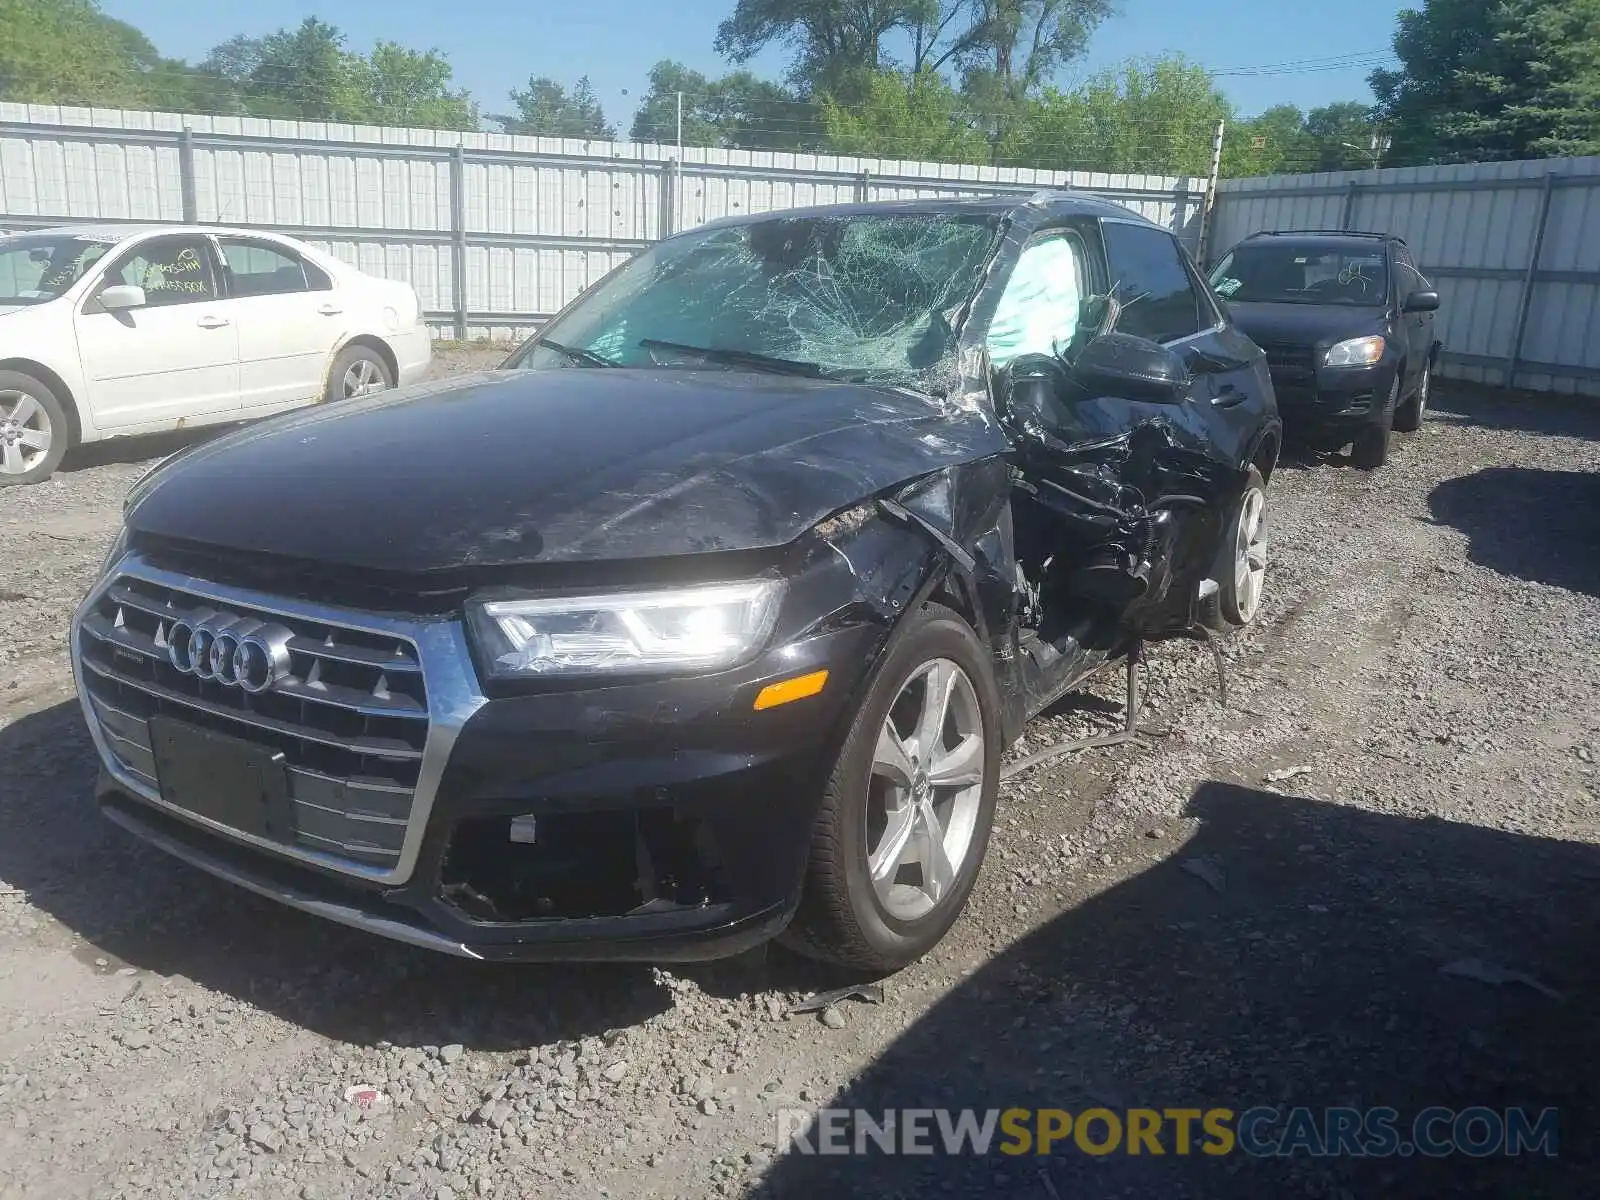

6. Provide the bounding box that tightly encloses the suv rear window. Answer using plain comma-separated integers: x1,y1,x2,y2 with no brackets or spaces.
1210,243,1389,307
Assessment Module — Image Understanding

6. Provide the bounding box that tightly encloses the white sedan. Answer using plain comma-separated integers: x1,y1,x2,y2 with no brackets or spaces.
0,224,432,486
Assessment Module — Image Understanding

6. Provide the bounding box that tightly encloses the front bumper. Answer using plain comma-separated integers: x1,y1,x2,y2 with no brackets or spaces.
73,552,882,962
1268,358,1399,440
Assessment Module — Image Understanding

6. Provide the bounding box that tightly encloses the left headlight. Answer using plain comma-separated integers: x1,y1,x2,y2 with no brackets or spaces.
1323,335,1386,367
467,580,785,680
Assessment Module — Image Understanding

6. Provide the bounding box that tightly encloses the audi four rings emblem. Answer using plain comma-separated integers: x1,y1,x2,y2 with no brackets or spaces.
168,609,294,694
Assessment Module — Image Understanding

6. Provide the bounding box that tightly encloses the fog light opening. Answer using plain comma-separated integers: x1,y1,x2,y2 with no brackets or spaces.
439,808,729,922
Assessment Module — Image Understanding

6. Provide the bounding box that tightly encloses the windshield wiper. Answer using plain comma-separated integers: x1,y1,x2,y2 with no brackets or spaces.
639,338,823,378
537,338,618,367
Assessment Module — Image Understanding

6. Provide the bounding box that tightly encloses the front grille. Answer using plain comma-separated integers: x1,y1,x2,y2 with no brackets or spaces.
77,569,431,870
1258,341,1317,386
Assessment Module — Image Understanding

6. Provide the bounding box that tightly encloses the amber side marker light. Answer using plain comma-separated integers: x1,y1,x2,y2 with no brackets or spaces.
753,670,830,711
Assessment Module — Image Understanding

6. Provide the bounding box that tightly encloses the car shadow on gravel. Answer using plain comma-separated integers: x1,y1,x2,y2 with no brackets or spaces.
1428,467,1600,597
60,427,223,472
755,782,1600,1200
1429,381,1600,442
0,701,670,1051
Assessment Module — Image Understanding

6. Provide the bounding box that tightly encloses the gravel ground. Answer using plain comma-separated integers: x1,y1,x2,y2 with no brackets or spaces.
1,355,1596,1200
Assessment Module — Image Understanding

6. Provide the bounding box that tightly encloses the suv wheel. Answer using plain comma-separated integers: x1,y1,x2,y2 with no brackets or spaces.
0,371,70,488
1202,466,1268,628
781,603,1000,973
1394,359,1430,433
1351,375,1398,470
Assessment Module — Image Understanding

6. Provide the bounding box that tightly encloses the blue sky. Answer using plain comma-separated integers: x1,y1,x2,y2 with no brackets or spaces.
101,0,1405,129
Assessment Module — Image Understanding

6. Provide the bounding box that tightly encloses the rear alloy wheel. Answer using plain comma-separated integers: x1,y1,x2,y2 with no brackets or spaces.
1203,465,1268,628
324,344,395,403
1351,374,1398,469
1394,359,1430,433
0,371,70,488
781,603,1000,973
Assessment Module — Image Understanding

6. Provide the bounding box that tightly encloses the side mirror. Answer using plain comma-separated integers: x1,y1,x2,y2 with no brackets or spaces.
1071,332,1189,404
98,284,146,312
1402,289,1440,313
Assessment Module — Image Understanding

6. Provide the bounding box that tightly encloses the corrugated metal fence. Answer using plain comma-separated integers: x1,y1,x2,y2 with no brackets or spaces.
1209,157,1600,397
0,104,1206,341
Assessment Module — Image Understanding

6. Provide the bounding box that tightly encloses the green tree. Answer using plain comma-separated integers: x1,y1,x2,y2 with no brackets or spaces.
629,61,819,149
0,0,150,106
959,0,1116,103
1371,0,1600,164
351,42,476,128
496,76,615,138
1021,55,1228,176
714,0,926,99
1301,101,1384,170
821,69,988,160
200,18,359,121
1223,104,1308,176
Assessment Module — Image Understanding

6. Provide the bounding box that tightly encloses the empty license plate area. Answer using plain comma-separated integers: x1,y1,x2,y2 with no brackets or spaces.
149,716,296,844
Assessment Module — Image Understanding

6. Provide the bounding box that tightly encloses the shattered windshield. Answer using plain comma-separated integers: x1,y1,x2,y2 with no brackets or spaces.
0,233,116,304
505,213,1003,391
1210,243,1390,307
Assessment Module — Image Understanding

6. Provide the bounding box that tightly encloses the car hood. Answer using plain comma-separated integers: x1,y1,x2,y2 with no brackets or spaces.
125,368,1008,574
1225,301,1387,347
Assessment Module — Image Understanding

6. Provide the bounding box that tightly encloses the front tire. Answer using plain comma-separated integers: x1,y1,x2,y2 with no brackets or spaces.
1210,465,1268,627
324,344,395,404
1351,374,1398,469
781,603,1001,973
0,370,70,488
1393,359,1429,433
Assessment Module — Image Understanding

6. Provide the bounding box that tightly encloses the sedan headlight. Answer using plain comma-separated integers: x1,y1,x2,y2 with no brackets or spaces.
468,580,784,679
1323,335,1386,367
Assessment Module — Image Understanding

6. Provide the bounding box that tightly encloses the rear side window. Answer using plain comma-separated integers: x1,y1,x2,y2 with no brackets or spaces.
219,239,331,296
1101,223,1205,344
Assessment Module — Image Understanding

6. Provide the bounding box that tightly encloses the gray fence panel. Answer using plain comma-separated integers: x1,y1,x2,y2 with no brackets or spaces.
1211,156,1600,397
0,103,1208,343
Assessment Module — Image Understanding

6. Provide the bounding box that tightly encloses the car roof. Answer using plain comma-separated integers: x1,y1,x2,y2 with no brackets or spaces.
693,191,1162,232
3,222,309,244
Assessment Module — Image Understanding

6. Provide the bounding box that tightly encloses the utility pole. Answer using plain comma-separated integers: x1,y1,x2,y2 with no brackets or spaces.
1196,118,1226,269
674,91,684,239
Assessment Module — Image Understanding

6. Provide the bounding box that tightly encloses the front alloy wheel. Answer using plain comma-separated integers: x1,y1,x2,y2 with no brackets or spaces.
782,603,1001,973
0,371,70,487
1204,465,1269,629
867,658,986,921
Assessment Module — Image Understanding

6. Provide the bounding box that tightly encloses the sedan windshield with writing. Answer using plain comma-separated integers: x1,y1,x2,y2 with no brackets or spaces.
507,213,1002,389
1210,243,1389,307
0,234,115,305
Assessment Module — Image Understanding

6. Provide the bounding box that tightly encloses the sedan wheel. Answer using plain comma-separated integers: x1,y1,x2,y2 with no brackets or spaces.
866,658,986,922
0,390,52,477
781,603,1001,972
324,345,396,404
342,358,386,398
0,371,70,488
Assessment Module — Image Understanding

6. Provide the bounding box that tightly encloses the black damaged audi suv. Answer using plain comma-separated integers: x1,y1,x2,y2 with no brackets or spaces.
73,194,1279,972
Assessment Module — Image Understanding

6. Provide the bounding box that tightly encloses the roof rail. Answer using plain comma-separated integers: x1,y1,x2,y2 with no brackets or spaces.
1245,228,1396,242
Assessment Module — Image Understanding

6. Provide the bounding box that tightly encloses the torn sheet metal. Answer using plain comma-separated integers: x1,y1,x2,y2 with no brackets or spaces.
1000,350,1248,642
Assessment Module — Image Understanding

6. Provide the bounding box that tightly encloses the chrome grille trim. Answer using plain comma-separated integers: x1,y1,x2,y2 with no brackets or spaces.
71,549,487,885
